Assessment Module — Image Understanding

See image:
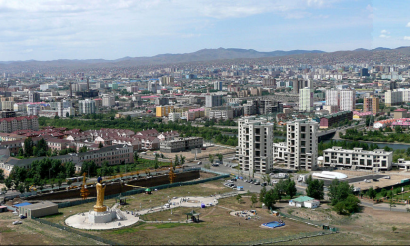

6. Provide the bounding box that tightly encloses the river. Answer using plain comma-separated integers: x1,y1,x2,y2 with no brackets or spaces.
274,136,410,150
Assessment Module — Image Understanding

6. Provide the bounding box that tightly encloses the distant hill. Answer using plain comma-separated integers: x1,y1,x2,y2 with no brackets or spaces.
1,47,410,70
0,48,325,67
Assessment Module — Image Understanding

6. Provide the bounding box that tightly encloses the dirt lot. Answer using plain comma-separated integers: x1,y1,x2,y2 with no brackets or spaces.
155,146,236,161
42,179,233,225
95,196,320,245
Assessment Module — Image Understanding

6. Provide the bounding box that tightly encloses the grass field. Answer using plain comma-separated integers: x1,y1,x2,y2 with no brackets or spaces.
0,213,104,245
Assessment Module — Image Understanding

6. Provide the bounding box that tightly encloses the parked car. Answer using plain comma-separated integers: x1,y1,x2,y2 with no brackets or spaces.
12,221,22,225
254,181,260,185
197,161,202,165
212,163,219,167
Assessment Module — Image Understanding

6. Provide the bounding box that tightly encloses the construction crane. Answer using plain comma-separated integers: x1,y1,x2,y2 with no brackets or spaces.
124,184,147,189
169,161,176,184
80,172,90,200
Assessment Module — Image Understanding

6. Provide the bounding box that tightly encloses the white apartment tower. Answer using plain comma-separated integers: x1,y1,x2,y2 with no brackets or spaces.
339,89,355,111
79,99,96,115
325,89,339,107
102,94,115,107
299,88,313,112
238,117,273,174
285,120,318,170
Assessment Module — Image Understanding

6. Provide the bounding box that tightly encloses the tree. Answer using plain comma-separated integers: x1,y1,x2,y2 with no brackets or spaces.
18,185,25,194
66,112,70,118
392,226,397,233
5,177,12,190
50,179,55,190
98,142,104,148
328,179,354,205
81,161,97,177
0,169,4,182
306,176,324,200
39,180,45,192
263,188,279,210
174,155,180,166
79,146,88,153
236,194,242,204
380,188,387,197
406,147,410,157
57,179,63,189
134,152,139,164
23,137,34,157
394,125,403,134
251,193,258,208
217,153,223,162
286,179,297,199
208,154,214,164
180,155,186,166
367,187,377,200
333,195,360,215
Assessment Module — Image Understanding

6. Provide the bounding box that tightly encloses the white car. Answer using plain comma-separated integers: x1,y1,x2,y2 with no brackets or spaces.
197,161,202,165
12,221,22,225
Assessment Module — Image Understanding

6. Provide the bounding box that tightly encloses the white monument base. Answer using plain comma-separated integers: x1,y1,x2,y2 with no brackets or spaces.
88,209,117,224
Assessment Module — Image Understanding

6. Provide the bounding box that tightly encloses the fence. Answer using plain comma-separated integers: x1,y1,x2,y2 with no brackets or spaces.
279,212,339,232
57,169,229,208
32,217,120,245
235,231,337,245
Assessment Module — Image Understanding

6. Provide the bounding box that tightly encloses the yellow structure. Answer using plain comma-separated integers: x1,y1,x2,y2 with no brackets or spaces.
94,177,107,212
80,173,90,200
156,105,174,117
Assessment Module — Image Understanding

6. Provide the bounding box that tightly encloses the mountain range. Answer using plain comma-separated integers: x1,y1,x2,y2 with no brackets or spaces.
0,47,409,69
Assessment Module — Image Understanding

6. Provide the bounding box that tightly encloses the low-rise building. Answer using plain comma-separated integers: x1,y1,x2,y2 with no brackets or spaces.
160,137,203,153
323,146,392,171
18,201,58,218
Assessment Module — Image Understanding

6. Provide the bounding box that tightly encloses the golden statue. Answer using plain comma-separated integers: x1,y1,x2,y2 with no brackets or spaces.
94,176,107,212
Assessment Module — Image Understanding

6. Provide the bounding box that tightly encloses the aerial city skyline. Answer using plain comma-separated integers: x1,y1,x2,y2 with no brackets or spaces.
0,1,410,245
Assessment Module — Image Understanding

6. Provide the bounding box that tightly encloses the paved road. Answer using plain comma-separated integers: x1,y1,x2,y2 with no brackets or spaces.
318,174,387,186
360,199,410,212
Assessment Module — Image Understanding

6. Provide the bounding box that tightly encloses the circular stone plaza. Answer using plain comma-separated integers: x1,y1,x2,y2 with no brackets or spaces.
65,195,221,230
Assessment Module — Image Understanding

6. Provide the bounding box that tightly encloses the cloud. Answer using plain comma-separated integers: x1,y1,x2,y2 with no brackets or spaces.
381,30,389,34
407,22,410,27
379,34,390,38
404,36,410,40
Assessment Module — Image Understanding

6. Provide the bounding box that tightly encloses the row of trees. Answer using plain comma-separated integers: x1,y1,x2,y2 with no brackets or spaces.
18,137,77,159
9,158,76,184
341,127,410,143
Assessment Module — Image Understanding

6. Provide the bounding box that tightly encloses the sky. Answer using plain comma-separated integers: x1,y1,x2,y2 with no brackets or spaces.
0,0,409,61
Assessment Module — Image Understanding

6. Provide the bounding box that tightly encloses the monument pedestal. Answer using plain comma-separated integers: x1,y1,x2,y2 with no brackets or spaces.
88,206,117,223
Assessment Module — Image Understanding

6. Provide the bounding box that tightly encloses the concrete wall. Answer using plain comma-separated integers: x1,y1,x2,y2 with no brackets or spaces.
27,170,200,201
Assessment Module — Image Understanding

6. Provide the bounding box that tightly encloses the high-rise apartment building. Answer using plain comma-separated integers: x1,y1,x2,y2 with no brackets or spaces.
238,117,273,174
156,105,174,117
160,76,174,86
102,94,115,107
79,99,96,115
213,81,223,91
285,120,318,170
325,89,339,107
339,89,355,111
363,96,379,115
205,94,223,108
28,91,40,103
273,120,318,171
385,90,403,107
299,88,313,112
